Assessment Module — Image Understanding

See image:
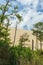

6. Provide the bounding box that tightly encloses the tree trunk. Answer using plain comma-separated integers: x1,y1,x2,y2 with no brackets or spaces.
40,41,42,50
13,22,17,46
32,40,34,51
36,36,38,50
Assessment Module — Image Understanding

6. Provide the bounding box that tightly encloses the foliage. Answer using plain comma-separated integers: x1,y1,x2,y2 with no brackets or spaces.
0,1,43,65
9,45,43,65
32,22,43,50
19,33,29,47
0,0,22,65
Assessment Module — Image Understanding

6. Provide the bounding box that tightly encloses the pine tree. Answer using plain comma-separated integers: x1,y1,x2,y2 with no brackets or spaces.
0,0,22,65
32,22,43,50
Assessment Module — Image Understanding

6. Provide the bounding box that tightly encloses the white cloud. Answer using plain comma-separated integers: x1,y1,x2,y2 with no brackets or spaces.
11,0,43,29
32,0,39,9
17,0,32,5
18,11,43,29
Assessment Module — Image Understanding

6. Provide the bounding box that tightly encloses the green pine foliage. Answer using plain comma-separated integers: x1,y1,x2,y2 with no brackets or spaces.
32,22,43,50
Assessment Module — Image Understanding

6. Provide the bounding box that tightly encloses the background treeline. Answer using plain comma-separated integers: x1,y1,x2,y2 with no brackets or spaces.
0,0,43,65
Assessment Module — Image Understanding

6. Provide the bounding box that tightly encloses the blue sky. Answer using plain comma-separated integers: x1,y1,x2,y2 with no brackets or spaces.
0,0,43,30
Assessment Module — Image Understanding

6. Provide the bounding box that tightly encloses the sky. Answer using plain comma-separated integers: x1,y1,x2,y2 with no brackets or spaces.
0,0,43,30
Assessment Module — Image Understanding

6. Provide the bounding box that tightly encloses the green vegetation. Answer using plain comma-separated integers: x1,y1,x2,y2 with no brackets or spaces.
0,0,43,65
32,22,43,50
0,45,43,65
